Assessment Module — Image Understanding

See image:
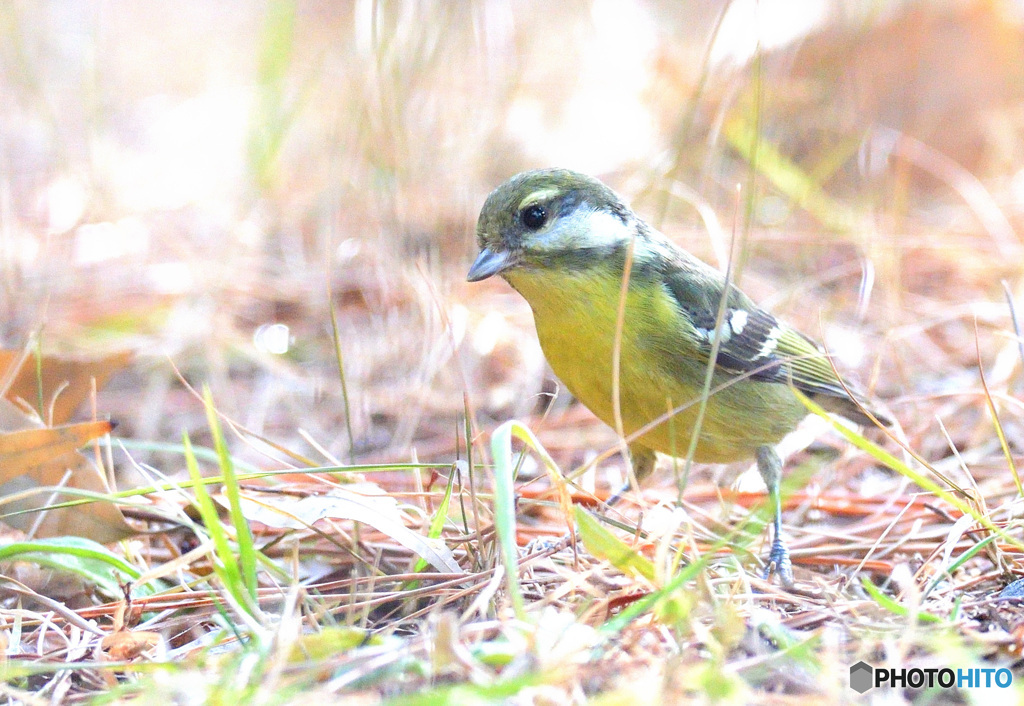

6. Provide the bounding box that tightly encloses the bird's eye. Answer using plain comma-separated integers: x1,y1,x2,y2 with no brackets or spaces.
521,204,548,230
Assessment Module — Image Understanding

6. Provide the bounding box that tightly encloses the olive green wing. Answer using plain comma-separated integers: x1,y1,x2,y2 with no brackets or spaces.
658,254,883,425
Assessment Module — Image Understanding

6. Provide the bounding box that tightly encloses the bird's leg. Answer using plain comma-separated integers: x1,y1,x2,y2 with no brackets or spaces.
756,445,794,586
605,445,657,507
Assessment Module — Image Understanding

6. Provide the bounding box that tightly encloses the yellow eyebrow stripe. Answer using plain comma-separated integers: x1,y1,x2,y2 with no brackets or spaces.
516,188,560,212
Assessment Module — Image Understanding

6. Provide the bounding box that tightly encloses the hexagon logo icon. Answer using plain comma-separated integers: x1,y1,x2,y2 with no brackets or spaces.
850,661,873,693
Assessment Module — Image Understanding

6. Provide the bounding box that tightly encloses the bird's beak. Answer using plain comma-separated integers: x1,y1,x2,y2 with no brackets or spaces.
466,248,516,282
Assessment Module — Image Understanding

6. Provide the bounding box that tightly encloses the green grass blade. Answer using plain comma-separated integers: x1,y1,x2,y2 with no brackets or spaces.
410,464,457,577
798,391,1021,549
489,420,561,620
0,537,164,598
575,506,656,581
598,561,703,636
202,386,259,603
183,430,247,612
861,577,943,624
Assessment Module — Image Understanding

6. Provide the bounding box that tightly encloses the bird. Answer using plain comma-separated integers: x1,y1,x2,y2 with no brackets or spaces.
467,168,890,585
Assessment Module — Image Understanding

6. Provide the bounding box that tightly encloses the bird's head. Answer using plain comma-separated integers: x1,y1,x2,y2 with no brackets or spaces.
467,169,636,282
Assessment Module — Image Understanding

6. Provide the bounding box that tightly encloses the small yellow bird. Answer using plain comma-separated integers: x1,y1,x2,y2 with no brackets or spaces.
468,168,889,585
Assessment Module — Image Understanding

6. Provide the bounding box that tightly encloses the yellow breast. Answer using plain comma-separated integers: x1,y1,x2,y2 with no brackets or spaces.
504,267,805,463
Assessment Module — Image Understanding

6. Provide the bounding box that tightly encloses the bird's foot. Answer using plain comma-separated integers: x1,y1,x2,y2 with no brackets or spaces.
761,537,794,587
523,533,574,555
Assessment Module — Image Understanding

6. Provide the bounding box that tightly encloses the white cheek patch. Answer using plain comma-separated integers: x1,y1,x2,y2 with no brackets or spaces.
583,209,633,248
532,207,632,253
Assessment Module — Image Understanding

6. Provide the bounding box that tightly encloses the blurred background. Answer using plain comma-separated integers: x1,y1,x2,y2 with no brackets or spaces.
1,0,1022,482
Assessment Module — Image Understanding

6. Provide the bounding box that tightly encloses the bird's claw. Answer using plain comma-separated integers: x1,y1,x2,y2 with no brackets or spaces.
523,533,573,555
761,537,794,587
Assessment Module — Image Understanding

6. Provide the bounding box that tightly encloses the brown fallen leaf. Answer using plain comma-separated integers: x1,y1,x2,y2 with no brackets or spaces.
95,588,163,683
0,420,114,469
0,348,132,425
100,628,162,662
0,399,136,543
